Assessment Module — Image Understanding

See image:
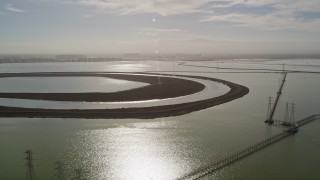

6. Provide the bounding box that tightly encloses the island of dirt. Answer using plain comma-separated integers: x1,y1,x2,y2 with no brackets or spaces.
0,72,205,102
0,72,249,119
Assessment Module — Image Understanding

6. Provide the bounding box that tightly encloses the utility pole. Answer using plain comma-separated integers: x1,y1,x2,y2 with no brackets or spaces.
25,150,37,180
54,162,64,180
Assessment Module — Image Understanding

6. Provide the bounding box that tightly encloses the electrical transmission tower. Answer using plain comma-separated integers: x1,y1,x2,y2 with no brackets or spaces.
73,168,86,180
283,102,290,126
266,97,273,120
54,162,65,180
290,103,295,124
25,150,37,180
284,102,289,124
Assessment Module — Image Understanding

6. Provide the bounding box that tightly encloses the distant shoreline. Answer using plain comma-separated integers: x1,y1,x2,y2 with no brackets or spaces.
1,54,320,64
0,72,249,119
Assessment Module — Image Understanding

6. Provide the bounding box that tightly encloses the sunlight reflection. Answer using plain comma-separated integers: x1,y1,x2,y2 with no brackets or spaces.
71,127,186,180
106,127,180,179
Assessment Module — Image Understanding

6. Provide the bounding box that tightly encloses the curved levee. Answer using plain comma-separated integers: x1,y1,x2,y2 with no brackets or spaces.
0,72,205,102
0,72,249,119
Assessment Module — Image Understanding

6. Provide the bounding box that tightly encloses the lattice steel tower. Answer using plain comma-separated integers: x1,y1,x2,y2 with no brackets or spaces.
25,150,37,180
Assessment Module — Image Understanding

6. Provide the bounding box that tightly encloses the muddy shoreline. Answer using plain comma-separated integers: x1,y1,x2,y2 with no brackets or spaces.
0,72,249,119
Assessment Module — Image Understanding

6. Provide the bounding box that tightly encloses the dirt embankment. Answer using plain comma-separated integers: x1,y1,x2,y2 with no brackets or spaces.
0,73,204,102
0,72,249,119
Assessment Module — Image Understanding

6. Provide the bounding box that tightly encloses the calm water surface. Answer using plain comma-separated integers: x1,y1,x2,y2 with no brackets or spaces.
0,77,149,93
0,59,320,179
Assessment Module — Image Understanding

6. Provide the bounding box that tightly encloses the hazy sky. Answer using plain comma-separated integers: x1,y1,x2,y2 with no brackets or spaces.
1,0,320,54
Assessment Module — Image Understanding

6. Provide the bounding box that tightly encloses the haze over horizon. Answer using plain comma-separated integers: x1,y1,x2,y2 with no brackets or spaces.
1,0,320,55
